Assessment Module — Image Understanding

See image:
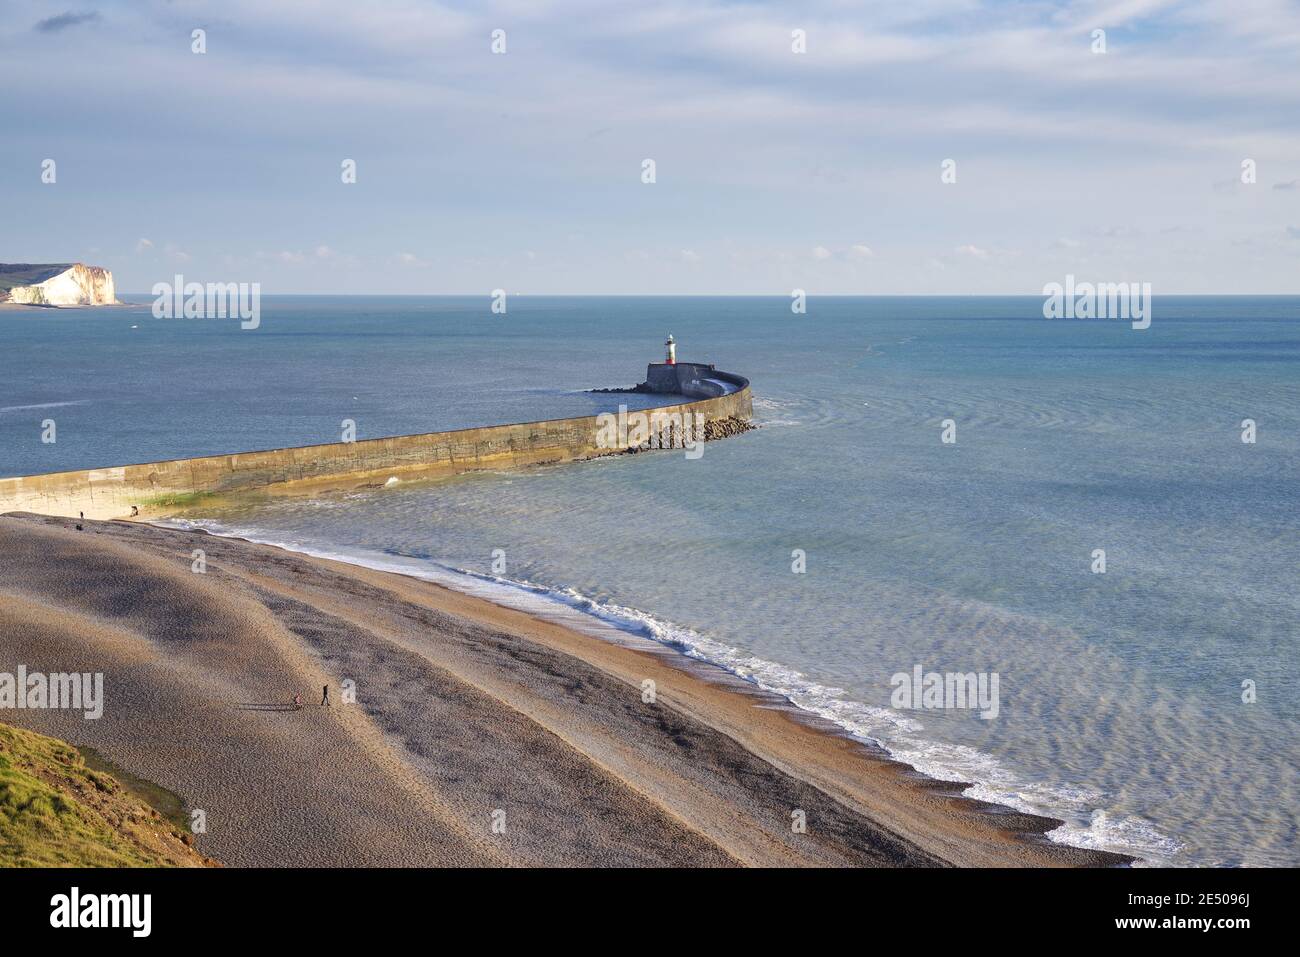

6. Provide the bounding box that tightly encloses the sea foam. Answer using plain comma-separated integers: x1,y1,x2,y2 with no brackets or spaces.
157,516,1180,865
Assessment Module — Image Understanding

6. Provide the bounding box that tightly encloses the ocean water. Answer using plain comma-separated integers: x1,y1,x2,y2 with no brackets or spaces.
4,295,1298,866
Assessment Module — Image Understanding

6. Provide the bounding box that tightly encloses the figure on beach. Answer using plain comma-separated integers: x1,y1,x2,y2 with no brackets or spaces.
293,694,302,710
321,684,330,707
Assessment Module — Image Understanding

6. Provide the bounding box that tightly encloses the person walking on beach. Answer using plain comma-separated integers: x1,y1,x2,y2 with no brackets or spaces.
293,694,302,710
321,684,330,707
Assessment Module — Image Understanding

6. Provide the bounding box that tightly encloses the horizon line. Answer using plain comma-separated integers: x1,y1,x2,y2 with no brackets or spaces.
110,292,1300,299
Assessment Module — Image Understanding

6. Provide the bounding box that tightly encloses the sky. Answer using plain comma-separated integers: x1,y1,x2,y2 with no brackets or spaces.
2,0,1298,295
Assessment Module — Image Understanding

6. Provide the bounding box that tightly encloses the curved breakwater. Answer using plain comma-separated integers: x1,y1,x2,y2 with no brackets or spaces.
0,368,751,520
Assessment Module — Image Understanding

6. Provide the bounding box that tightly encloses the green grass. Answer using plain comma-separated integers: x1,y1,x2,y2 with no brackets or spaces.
138,491,213,508
77,746,188,832
0,264,73,294
0,723,199,867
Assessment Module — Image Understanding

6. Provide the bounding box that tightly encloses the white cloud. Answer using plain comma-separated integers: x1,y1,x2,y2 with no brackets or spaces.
5,0,1300,293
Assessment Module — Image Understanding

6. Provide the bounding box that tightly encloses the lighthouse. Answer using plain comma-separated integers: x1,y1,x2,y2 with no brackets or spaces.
664,334,676,365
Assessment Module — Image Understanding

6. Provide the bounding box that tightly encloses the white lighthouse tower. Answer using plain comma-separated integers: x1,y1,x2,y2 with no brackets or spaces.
664,333,676,366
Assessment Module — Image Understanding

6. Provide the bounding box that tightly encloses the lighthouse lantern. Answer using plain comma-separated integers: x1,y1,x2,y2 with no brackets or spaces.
665,334,676,365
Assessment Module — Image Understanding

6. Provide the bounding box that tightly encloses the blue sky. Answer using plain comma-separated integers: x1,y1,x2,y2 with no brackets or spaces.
2,0,1298,294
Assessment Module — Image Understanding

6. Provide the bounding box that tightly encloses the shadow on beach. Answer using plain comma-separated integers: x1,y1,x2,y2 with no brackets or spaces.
235,703,302,713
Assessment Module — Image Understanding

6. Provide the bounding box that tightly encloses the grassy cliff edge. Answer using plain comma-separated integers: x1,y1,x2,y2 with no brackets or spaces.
0,722,214,867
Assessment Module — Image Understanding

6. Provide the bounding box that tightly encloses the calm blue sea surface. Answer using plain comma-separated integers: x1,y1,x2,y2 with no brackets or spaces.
4,295,1298,865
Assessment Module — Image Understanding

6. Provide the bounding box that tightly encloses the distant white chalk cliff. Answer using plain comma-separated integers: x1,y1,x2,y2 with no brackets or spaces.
0,262,120,306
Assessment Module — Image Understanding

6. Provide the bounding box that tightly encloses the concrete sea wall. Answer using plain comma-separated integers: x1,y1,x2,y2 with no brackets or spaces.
0,370,751,520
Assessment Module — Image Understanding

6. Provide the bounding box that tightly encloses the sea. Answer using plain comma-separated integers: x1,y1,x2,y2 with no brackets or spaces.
3,294,1297,866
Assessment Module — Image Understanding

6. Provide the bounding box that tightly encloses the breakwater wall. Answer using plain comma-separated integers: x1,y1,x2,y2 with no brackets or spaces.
0,368,751,520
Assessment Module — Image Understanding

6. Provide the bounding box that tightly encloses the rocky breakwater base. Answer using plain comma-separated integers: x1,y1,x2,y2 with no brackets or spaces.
702,416,754,440
589,360,756,452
